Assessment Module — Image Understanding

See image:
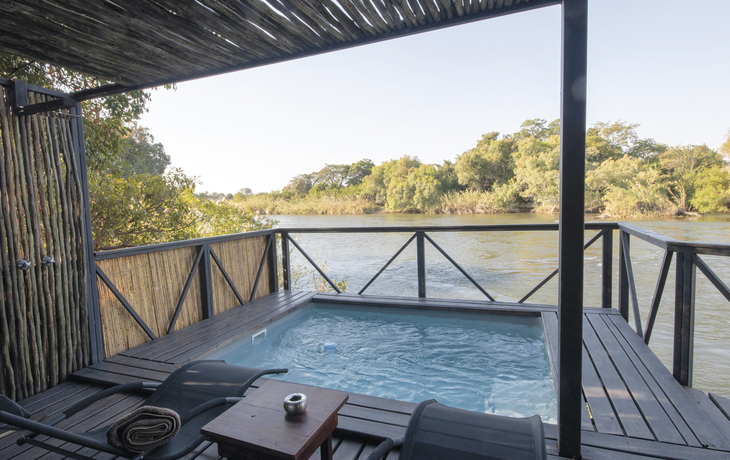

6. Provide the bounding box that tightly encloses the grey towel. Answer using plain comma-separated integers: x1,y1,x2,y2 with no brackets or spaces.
107,406,181,453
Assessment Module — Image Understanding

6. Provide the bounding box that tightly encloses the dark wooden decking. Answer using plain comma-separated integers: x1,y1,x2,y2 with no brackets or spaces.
2,290,730,460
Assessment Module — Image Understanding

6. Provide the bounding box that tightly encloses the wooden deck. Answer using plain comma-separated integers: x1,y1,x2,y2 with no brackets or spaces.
2,290,730,460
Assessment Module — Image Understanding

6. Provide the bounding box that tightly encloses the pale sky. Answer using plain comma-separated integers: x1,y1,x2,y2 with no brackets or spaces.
142,0,730,194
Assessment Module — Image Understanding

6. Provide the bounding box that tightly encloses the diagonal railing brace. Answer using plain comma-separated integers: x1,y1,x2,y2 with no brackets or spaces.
359,234,417,295
287,234,342,293
423,233,495,301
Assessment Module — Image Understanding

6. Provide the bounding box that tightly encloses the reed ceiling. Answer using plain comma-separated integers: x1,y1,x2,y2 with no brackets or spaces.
1,0,558,99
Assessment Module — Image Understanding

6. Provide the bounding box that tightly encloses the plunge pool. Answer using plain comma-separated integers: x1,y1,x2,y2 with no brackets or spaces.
209,303,557,423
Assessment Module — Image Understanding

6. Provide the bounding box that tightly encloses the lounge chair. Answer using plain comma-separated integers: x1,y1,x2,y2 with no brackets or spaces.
0,360,287,460
367,399,547,460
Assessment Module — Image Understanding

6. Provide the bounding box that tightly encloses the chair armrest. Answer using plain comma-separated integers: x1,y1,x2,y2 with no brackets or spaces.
366,437,403,460
180,397,242,425
61,381,160,421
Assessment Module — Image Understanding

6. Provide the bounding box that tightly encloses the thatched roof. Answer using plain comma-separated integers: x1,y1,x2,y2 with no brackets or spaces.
1,0,558,99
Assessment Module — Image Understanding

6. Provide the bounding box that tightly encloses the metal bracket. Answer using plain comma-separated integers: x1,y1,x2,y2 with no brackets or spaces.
12,79,75,116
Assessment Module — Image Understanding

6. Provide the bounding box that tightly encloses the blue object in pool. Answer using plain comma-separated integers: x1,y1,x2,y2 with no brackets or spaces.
323,342,337,350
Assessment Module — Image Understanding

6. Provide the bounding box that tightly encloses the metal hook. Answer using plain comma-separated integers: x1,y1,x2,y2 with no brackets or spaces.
17,259,31,271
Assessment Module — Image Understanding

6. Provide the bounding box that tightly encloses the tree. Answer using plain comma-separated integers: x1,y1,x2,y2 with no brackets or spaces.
720,129,730,158
0,53,161,170
660,144,724,209
455,133,515,191
346,159,375,186
89,168,198,250
586,156,674,217
115,127,170,176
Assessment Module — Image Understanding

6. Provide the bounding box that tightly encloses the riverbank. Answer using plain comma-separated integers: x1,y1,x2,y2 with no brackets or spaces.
233,190,702,218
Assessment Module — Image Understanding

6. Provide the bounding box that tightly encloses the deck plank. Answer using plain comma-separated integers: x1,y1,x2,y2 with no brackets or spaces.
582,316,654,440
582,347,624,435
684,388,730,447
607,315,730,451
542,312,595,431
600,315,702,448
145,291,315,363
124,290,313,360
710,393,730,420
587,313,686,445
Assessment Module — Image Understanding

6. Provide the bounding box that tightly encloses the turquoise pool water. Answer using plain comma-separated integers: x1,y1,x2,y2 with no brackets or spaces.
215,303,557,422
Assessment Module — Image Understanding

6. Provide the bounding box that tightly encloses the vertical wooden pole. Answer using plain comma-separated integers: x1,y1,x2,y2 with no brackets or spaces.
267,233,278,294
72,101,104,363
618,231,630,320
201,244,214,319
281,232,291,291
601,228,613,309
416,232,426,298
673,251,695,387
558,0,587,457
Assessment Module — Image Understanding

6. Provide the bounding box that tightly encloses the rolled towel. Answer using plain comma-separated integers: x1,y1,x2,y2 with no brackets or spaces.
107,406,181,453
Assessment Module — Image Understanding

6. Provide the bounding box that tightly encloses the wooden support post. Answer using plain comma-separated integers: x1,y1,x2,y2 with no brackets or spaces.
281,232,291,291
267,233,278,293
673,251,695,387
416,232,426,298
618,231,630,320
558,0,587,457
72,101,104,363
601,228,613,308
201,244,214,319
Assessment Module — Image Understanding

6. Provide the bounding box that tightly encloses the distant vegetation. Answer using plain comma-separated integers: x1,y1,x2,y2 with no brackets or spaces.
5,53,729,251
225,120,730,218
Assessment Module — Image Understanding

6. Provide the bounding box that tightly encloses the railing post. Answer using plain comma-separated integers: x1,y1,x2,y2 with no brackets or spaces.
281,232,291,291
267,233,278,293
71,99,105,363
601,227,613,308
416,232,426,298
200,244,214,319
673,250,695,387
618,230,630,320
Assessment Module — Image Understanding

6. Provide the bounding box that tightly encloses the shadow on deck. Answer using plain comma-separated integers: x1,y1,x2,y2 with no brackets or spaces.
2,290,730,460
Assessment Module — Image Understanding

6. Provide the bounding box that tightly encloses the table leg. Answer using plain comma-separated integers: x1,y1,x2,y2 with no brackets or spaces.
320,435,333,460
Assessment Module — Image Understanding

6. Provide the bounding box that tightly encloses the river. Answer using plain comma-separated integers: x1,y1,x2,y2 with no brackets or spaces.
271,213,730,397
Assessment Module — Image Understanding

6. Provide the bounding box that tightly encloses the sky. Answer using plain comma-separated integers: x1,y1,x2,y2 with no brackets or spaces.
141,0,730,194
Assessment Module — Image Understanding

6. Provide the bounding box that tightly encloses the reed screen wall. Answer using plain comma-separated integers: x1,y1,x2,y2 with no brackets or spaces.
0,87,89,401
95,235,272,357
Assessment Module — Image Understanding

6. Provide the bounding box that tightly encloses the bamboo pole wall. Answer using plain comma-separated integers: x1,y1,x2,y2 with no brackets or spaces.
96,236,271,357
211,236,270,315
96,247,202,357
0,87,89,401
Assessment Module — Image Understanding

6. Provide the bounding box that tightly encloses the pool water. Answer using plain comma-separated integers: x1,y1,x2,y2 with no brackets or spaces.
216,304,557,422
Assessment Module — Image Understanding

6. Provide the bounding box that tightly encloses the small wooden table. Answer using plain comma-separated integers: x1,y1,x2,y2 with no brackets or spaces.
202,380,349,460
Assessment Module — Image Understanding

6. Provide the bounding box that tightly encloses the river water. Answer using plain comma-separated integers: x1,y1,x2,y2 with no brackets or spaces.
273,213,730,397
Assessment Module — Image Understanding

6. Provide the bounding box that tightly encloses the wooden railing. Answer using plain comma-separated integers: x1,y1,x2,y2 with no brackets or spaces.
90,222,729,387
92,230,278,357
278,223,618,307
617,223,730,387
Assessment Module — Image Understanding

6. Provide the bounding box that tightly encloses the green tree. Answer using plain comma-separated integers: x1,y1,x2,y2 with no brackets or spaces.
586,156,674,216
346,159,375,186
660,144,724,209
0,53,161,169
690,165,730,213
89,168,198,250
455,132,515,191
115,127,170,176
